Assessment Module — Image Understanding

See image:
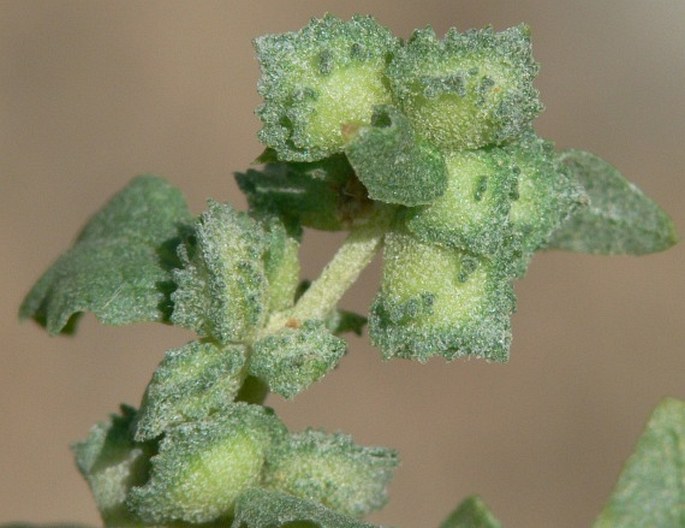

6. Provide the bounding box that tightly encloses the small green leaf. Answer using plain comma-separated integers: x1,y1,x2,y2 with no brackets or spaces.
20,175,191,334
594,398,685,528
387,25,541,150
248,320,346,399
404,147,517,257
263,430,398,518
370,230,515,362
127,403,286,524
255,15,399,161
171,201,270,344
134,341,247,441
344,105,448,206
72,406,153,527
439,496,503,528
547,150,678,255
236,154,373,232
232,488,378,528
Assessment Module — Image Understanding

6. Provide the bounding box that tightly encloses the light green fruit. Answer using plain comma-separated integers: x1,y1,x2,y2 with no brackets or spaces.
388,25,542,150
255,14,399,161
405,147,517,257
370,229,515,362
127,404,286,524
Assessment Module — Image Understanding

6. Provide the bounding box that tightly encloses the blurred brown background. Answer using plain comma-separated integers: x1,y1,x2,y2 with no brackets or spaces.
1,2,683,527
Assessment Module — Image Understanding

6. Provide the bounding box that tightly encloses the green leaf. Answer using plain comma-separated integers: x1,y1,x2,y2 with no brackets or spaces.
236,154,373,232
370,230,515,362
344,105,448,206
248,320,346,399
263,430,398,518
594,398,685,528
171,201,270,344
134,340,247,441
387,25,542,151
404,146,517,257
546,150,678,255
255,15,399,161
19,175,192,334
127,403,286,524
72,406,154,527
439,496,503,528
232,488,378,528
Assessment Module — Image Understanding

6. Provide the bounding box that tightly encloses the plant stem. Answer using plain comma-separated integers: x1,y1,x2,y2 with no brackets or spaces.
263,207,394,334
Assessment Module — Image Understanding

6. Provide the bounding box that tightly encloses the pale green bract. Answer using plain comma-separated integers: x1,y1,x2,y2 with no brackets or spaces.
438,496,502,528
263,430,398,517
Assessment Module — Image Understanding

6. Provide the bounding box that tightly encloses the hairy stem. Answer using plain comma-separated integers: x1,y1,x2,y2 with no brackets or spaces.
264,207,394,334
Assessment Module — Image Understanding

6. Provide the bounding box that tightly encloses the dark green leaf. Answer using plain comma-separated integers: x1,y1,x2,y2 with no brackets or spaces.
263,430,398,518
232,488,377,528
547,150,677,255
171,201,269,344
439,496,503,528
325,310,367,336
20,175,191,334
236,155,372,232
594,398,685,528
248,320,346,399
134,341,247,441
345,105,448,206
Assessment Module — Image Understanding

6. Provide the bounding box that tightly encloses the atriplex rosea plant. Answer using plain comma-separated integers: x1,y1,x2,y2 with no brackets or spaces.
15,14,681,528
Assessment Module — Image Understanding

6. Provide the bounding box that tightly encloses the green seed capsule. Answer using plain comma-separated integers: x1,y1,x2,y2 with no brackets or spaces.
404,147,518,257
255,14,399,161
127,403,286,524
387,25,542,150
370,229,515,362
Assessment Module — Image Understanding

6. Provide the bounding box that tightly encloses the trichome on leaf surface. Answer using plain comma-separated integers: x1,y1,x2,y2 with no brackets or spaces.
13,14,681,528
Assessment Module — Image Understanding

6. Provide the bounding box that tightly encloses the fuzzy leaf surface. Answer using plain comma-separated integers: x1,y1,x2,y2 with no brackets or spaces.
248,320,346,399
263,430,398,518
345,105,448,206
20,175,191,334
439,496,503,528
171,201,269,344
594,398,685,528
134,341,247,441
232,488,377,528
127,404,286,524
255,15,399,161
371,230,515,362
547,150,677,255
387,25,541,150
72,406,153,527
